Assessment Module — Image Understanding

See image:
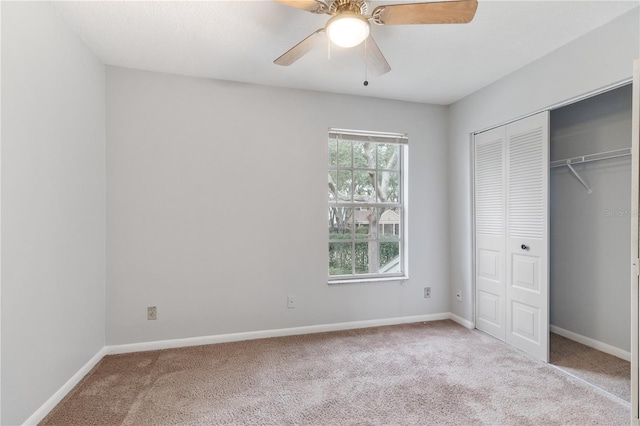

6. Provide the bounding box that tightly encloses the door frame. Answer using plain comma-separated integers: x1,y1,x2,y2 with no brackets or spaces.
630,58,639,423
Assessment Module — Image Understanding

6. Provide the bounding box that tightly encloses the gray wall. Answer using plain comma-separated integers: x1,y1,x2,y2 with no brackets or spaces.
106,67,450,345
1,2,106,425
550,85,632,351
448,8,639,322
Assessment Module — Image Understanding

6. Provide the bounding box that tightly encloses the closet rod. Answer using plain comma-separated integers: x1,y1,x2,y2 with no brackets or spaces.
549,147,631,168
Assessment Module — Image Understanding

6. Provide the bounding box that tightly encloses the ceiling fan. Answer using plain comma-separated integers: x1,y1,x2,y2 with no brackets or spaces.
273,0,479,78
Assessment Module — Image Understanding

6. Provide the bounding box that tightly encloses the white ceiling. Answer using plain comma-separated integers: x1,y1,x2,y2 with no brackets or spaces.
52,0,639,105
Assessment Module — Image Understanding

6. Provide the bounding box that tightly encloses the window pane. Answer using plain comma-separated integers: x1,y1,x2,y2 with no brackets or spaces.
378,143,399,170
379,208,401,239
379,241,400,273
353,170,376,202
329,242,352,276
354,242,373,274
377,171,399,203
337,139,352,167
354,208,378,240
328,171,337,201
353,141,375,168
328,207,352,240
336,170,352,202
328,139,337,167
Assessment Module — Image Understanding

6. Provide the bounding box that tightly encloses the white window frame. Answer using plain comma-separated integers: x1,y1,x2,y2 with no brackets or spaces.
327,128,408,284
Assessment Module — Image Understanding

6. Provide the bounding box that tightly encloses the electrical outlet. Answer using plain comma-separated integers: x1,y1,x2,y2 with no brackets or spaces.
287,296,296,309
147,306,157,320
456,290,462,302
424,287,431,298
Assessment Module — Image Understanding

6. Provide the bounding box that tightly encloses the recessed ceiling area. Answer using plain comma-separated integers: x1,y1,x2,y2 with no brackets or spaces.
52,1,639,105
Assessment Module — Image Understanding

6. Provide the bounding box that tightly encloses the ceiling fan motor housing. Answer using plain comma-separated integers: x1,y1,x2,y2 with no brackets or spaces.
329,0,368,15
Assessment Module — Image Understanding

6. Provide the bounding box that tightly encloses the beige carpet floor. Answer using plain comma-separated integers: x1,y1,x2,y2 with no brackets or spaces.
550,332,630,402
41,320,629,425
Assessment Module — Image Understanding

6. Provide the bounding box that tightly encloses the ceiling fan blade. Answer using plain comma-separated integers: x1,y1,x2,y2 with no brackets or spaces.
372,0,478,25
274,0,329,14
274,29,325,66
362,36,391,77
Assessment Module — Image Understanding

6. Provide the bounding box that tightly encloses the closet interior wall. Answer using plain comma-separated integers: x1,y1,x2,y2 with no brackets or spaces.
550,85,633,355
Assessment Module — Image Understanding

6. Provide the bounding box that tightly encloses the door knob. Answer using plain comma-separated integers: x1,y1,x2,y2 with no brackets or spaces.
521,244,529,250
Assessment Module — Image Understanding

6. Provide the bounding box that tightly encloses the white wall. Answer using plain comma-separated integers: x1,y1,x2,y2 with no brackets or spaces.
106,67,449,345
550,85,632,351
448,8,640,322
1,2,106,425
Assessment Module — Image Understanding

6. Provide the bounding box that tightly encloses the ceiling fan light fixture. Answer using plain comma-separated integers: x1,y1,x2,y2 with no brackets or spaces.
326,13,370,48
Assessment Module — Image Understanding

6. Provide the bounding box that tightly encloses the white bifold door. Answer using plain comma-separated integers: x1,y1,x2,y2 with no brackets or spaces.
474,111,550,362
474,126,506,340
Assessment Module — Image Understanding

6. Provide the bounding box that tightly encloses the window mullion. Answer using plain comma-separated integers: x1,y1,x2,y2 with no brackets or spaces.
351,241,355,276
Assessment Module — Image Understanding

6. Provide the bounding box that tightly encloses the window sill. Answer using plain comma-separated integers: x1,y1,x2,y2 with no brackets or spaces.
328,275,408,285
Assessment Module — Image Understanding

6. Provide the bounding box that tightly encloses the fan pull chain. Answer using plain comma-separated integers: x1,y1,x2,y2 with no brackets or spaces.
363,38,369,87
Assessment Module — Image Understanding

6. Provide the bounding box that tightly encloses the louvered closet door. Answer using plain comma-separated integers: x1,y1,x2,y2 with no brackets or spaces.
505,111,549,362
474,127,506,341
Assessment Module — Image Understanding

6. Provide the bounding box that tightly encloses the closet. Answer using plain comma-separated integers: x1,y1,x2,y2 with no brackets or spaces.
549,85,632,361
473,83,632,372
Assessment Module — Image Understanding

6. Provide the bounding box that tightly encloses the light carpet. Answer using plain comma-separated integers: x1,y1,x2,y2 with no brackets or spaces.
550,332,630,402
41,320,629,425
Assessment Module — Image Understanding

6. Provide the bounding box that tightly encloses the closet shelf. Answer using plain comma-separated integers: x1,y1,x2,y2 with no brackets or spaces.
549,147,631,194
549,147,631,168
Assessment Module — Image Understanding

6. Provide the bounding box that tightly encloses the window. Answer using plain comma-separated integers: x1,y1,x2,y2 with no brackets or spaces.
328,128,407,282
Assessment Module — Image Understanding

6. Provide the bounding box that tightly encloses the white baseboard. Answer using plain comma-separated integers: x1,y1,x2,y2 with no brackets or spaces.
107,313,452,355
22,346,108,426
449,313,474,329
25,312,462,424
550,325,630,362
